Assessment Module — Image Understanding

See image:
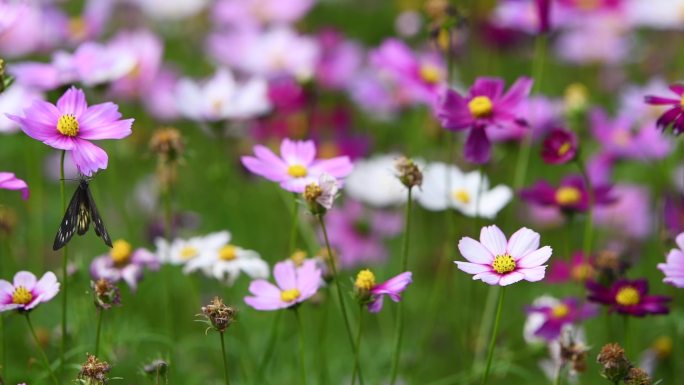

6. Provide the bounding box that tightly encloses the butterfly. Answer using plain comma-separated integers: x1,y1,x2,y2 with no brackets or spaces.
53,177,112,251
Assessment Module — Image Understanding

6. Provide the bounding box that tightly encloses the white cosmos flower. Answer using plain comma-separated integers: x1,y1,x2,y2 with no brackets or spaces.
312,172,339,210
130,0,209,20
183,232,269,286
155,231,229,265
175,68,271,122
345,154,411,207
415,162,512,219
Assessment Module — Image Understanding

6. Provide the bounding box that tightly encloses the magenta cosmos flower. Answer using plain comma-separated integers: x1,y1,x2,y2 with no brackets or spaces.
658,232,684,288
437,76,533,164
520,175,614,213
456,225,552,286
8,87,134,176
547,252,595,283
644,84,684,135
90,239,160,291
244,259,321,311
355,269,412,313
0,271,60,312
525,297,597,341
241,138,354,193
540,128,578,164
587,279,670,317
0,172,29,200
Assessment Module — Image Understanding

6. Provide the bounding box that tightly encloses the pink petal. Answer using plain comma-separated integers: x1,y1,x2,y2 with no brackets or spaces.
455,261,491,275
471,77,504,99
296,260,322,299
457,237,494,264
519,266,547,282
78,102,133,140
241,155,289,182
70,139,108,176
13,271,37,291
309,156,354,179
244,295,286,311
56,87,88,117
479,225,507,256
43,135,78,150
497,77,533,108
0,172,29,200
367,296,384,313
273,261,297,290
506,227,540,259
472,272,501,285
248,279,282,298
33,272,59,302
499,271,524,286
121,266,141,291
372,272,412,295
280,176,317,193
253,145,288,172
676,233,684,251
517,246,552,268
0,280,14,298
281,139,316,166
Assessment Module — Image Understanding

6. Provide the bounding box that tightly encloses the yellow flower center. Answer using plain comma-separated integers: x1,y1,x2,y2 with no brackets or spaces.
287,164,308,178
180,246,198,261
57,114,79,137
652,336,673,359
555,186,582,205
219,245,237,261
564,83,588,110
575,0,600,10
468,96,494,118
355,269,376,291
290,250,307,266
615,286,640,306
12,286,33,305
110,239,132,265
571,263,593,282
452,189,471,204
280,288,301,302
552,304,570,318
68,17,87,40
491,254,516,274
680,94,684,107
557,142,572,157
419,64,441,84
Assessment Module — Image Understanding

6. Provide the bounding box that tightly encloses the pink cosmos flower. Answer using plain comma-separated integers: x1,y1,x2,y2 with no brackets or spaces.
241,138,354,193
658,232,684,288
547,252,595,284
8,87,134,176
367,272,412,313
590,108,670,161
437,76,533,164
540,128,578,164
456,225,552,286
0,172,29,200
644,83,684,135
0,271,60,312
587,279,670,317
525,297,597,341
520,175,615,213
244,259,321,311
108,29,164,100
90,240,160,291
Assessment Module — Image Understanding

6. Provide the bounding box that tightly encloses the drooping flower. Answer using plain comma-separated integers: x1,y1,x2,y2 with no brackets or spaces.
241,138,354,193
244,259,322,311
354,269,412,313
547,252,595,283
0,172,29,200
658,232,684,288
8,87,134,176
303,172,339,213
586,279,671,317
90,239,160,291
540,128,578,164
0,271,60,312
644,83,684,135
525,297,597,341
456,225,552,286
437,76,533,163
520,175,615,213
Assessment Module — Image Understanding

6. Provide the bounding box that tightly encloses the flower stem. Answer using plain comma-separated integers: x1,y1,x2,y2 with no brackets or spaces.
288,194,299,253
293,308,307,385
554,364,564,385
258,310,282,377
575,158,594,260
162,186,173,241
480,286,506,385
220,332,231,385
623,316,632,355
351,304,364,385
94,309,104,356
59,149,68,378
26,314,60,385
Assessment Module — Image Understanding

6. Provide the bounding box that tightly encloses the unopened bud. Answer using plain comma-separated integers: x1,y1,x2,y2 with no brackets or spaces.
395,156,422,188
625,367,651,385
597,343,631,383
200,297,237,333
78,354,111,385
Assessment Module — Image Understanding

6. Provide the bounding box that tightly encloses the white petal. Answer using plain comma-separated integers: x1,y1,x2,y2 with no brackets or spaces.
455,261,491,275
499,271,525,286
478,185,513,219
479,225,507,256
517,246,552,268
507,227,540,259
472,272,501,285
458,237,494,264
520,266,547,282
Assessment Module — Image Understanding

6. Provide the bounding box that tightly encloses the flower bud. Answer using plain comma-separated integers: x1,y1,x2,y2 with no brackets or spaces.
78,354,111,385
303,173,339,215
395,156,422,188
92,279,121,311
354,269,376,302
150,127,185,162
597,343,631,383
625,367,651,385
200,297,237,333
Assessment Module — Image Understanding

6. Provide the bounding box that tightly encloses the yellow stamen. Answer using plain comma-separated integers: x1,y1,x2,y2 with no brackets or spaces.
290,250,307,266
468,96,494,118
280,288,301,302
354,269,376,291
555,186,582,205
652,336,673,359
57,114,79,137
180,246,198,261
12,286,33,305
219,245,237,261
452,189,471,204
680,94,684,107
287,164,308,178
612,131,631,146
419,64,441,84
492,254,516,274
110,239,132,265
615,286,640,306
557,142,572,157
68,17,87,40
552,304,570,318
564,83,588,110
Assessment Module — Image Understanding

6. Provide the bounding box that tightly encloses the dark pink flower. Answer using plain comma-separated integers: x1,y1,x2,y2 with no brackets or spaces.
357,271,412,313
535,0,552,34
525,297,597,340
0,172,29,200
520,175,615,213
587,279,670,317
540,128,578,164
644,84,684,135
547,252,595,283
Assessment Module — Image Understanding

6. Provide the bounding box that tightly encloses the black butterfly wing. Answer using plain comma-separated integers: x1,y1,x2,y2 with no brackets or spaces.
84,182,112,248
53,183,86,250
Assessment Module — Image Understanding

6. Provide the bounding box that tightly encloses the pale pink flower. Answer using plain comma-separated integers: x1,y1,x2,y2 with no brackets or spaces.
658,232,684,288
244,260,321,311
0,172,29,200
0,271,60,312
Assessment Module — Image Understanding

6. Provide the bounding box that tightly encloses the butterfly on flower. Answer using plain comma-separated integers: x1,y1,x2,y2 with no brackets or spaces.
53,177,112,250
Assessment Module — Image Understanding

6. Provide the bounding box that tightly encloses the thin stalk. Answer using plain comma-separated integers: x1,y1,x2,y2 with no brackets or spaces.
59,149,68,377
26,314,60,385
288,194,299,253
351,304,364,385
623,316,632,356
480,287,506,385
294,308,307,385
94,309,103,356
258,310,282,376
554,364,564,385
1,314,4,381
162,186,173,241
575,158,594,260
390,187,414,385
220,332,231,385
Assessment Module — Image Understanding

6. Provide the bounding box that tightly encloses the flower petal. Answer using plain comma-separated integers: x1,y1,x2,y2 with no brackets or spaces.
479,225,507,256
70,139,108,176
517,246,552,268
499,271,525,286
519,266,547,282
458,237,494,264
507,227,540,259
273,260,296,290
455,261,491,275
13,271,37,291
56,87,88,117
33,272,59,302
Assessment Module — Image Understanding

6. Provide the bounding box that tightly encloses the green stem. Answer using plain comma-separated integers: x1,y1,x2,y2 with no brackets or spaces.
575,158,594,260
288,194,299,253
220,332,231,385
26,314,60,385
351,305,364,385
554,364,564,385
163,186,173,241
480,287,506,385
294,308,307,385
94,309,103,356
59,149,68,378
390,187,414,385
623,316,632,356
258,310,282,377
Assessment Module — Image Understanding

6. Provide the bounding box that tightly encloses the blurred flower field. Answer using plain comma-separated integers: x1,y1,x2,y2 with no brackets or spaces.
1,0,684,384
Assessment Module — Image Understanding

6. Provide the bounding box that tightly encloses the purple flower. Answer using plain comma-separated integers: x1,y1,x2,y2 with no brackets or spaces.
8,87,133,176
437,76,533,164
0,271,60,312
368,272,412,313
526,297,597,340
540,128,578,164
90,240,160,291
244,260,322,311
590,108,670,161
664,194,684,237
658,232,684,288
520,175,615,213
644,84,684,135
547,252,595,284
0,172,29,200
315,29,363,90
241,138,354,193
587,279,671,317
594,185,652,240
